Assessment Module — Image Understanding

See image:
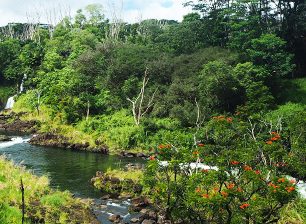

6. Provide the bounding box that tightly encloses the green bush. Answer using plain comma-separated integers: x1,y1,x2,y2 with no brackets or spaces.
144,117,300,223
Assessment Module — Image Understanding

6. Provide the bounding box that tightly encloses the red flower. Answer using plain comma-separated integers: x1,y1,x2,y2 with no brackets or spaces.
239,203,250,209
201,169,209,173
149,155,156,161
266,141,273,145
231,161,240,165
198,143,205,147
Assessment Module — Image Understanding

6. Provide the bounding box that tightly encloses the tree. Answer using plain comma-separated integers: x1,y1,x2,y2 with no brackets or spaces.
199,61,242,113
246,34,294,78
127,68,157,126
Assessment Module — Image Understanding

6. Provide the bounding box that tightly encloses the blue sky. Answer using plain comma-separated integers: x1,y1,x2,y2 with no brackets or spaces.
0,0,192,26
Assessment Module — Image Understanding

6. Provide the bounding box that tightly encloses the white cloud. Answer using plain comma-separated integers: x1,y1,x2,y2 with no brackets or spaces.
0,0,192,26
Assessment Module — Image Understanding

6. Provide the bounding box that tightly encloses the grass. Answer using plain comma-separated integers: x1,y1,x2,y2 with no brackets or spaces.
0,156,98,224
278,199,306,224
105,168,144,181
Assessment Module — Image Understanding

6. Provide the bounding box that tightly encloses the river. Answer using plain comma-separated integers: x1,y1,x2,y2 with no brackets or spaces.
0,132,145,223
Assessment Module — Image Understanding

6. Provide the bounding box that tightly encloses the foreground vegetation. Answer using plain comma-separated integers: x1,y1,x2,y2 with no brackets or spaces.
0,0,305,223
0,156,98,224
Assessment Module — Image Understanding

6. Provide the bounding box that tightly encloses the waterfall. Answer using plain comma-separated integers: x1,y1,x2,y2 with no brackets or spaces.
5,96,15,109
4,74,27,110
19,74,27,93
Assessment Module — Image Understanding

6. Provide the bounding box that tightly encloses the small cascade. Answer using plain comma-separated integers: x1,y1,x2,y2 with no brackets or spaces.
19,74,27,93
0,137,30,149
4,74,27,110
5,96,15,109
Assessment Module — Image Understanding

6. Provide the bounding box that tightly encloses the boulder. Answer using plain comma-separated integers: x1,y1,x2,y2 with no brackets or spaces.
108,214,122,223
141,220,156,224
0,135,11,142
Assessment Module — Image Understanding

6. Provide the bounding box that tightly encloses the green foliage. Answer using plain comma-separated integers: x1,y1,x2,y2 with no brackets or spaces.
143,117,301,223
41,192,70,208
279,78,306,105
247,34,294,79
0,86,14,108
199,60,242,112
0,157,95,224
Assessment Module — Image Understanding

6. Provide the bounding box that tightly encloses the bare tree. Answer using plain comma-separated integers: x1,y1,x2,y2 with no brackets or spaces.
127,68,157,126
193,98,206,146
105,0,124,42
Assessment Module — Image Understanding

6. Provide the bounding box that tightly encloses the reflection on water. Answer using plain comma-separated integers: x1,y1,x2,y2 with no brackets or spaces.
0,134,144,198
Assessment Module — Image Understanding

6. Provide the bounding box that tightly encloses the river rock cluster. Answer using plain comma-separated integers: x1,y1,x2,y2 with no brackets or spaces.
0,113,37,133
29,133,109,153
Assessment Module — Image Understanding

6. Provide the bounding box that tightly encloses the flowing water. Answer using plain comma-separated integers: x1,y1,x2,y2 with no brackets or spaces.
0,132,145,223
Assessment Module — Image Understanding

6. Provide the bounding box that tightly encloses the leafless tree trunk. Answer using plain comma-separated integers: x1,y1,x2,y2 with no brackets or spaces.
127,68,157,126
193,98,205,146
35,90,42,116
86,100,90,121
20,178,25,224
105,0,124,42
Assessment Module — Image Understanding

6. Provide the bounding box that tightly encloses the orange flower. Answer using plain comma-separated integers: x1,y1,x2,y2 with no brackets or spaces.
268,182,279,189
149,155,156,161
202,194,209,199
239,203,250,209
290,179,297,184
278,178,285,183
243,165,253,171
195,187,201,193
226,117,233,123
227,183,235,189
231,161,240,165
270,137,278,141
221,191,228,197
158,144,165,149
285,186,295,193
213,187,219,192
198,143,205,147
201,169,209,173
193,151,199,155
254,170,261,175
266,141,273,145
237,187,243,192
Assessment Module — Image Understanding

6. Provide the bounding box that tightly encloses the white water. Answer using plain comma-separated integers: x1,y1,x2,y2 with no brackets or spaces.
19,74,27,93
4,74,27,110
4,96,15,109
0,137,30,149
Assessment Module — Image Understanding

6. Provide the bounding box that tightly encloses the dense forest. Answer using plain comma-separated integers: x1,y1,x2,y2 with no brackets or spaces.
0,0,305,223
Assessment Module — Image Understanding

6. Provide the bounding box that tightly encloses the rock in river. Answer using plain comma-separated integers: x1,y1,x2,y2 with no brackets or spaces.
0,135,11,142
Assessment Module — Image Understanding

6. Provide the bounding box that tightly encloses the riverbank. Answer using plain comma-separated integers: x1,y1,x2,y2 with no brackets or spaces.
1,108,156,157
0,156,99,224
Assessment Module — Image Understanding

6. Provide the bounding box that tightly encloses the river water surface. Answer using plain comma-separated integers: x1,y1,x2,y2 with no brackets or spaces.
0,132,145,223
